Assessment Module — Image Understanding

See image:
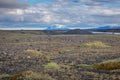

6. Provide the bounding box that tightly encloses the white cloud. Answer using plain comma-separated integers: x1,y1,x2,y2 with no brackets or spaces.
0,0,120,28
0,0,28,8
54,24,65,28
6,9,24,15
42,15,52,23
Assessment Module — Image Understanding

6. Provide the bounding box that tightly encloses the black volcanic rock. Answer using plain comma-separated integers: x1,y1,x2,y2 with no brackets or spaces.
64,29,92,34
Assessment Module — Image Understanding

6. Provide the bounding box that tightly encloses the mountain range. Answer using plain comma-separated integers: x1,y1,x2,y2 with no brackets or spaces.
90,26,120,30
45,26,70,30
46,25,120,31
7,29,92,35
88,26,120,32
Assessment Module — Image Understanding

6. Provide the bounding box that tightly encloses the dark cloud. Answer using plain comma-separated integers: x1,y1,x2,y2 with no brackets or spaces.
0,0,28,9
92,14,120,23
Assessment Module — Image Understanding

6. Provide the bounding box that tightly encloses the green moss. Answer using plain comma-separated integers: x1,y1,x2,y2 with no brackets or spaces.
44,62,60,70
0,74,10,80
83,41,110,48
1,71,55,80
76,64,93,69
25,50,43,56
42,55,51,61
75,59,120,71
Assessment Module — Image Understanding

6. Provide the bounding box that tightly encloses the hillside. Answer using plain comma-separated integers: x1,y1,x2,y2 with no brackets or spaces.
0,29,92,35
89,26,120,32
64,29,92,34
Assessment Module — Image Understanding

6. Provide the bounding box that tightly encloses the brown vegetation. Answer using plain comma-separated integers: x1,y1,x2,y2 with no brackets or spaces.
93,59,120,70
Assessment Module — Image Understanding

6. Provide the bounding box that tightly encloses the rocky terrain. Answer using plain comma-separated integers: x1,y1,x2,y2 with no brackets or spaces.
0,30,120,80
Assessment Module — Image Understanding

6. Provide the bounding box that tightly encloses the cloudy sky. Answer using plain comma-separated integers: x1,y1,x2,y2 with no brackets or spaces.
0,0,120,30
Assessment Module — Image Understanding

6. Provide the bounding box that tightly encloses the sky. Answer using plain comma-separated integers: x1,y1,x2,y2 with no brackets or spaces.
0,0,120,30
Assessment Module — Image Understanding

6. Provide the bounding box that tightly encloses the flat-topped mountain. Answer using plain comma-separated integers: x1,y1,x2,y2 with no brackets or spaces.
64,29,92,34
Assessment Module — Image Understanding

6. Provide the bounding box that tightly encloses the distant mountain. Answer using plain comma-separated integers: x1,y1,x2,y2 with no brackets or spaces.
89,26,120,32
45,26,70,30
10,29,92,35
64,29,92,34
90,26,120,30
